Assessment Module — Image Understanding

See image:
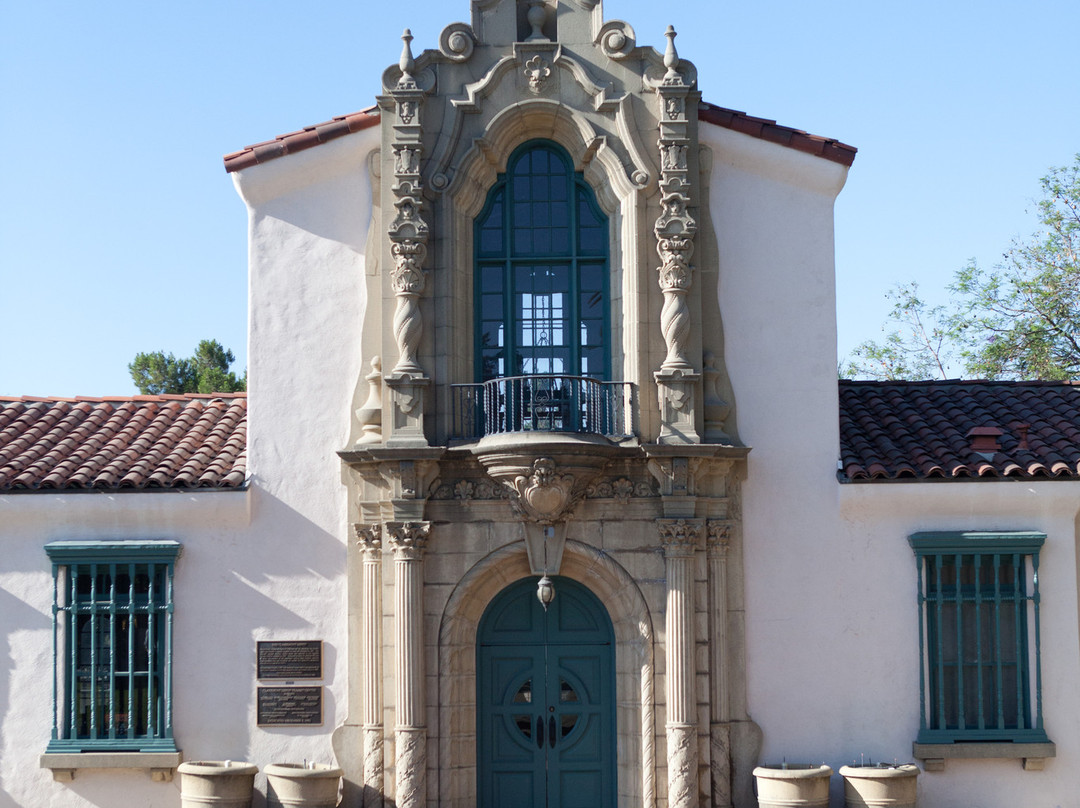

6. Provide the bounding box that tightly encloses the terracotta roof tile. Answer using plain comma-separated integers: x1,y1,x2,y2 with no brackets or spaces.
223,108,380,173
222,101,856,173
839,380,1080,482
0,395,247,492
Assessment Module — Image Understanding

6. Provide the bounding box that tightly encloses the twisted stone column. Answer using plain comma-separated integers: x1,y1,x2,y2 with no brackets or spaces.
356,524,384,808
659,518,703,808
387,521,430,808
706,521,732,808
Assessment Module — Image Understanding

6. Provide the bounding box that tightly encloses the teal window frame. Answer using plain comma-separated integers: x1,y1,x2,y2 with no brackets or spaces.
909,531,1049,745
45,540,180,754
474,139,610,382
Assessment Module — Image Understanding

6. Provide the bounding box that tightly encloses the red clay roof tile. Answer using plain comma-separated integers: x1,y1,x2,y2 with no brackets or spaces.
0,395,247,492
222,102,856,173
839,380,1080,482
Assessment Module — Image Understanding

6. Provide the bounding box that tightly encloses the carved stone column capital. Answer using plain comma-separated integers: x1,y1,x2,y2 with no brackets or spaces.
386,521,430,560
706,520,731,556
354,523,383,557
658,518,704,556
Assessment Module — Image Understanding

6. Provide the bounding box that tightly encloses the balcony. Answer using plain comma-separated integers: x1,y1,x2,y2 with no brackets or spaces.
450,375,634,441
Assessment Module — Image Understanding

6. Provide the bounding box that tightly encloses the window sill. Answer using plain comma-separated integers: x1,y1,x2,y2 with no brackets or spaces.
40,751,183,782
913,742,1056,772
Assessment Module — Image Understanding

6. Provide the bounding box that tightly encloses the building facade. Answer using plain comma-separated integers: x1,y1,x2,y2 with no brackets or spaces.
2,2,1078,808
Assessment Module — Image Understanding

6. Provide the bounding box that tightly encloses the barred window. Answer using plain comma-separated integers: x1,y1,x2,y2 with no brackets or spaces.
44,541,179,753
909,531,1049,744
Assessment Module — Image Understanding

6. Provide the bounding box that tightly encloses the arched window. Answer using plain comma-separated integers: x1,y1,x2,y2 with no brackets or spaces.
474,141,609,382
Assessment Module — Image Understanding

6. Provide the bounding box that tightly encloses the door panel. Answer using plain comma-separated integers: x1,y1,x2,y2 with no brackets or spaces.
478,577,615,808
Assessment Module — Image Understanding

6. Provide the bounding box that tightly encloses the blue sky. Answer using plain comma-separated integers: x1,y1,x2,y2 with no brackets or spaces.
2,0,1077,396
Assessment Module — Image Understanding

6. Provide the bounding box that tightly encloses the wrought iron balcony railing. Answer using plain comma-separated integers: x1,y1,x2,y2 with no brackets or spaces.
450,375,634,440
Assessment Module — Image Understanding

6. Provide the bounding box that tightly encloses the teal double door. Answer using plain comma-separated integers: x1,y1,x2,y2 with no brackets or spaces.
477,577,615,808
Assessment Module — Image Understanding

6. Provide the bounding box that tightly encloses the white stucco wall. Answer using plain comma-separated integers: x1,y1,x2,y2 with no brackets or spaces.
0,126,379,808
703,121,1080,806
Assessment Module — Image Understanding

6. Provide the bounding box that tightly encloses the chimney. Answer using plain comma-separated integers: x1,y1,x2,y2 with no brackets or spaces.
967,426,1003,458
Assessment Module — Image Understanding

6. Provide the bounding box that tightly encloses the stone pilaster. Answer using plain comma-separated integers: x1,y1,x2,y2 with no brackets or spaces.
706,521,732,808
653,26,701,445
384,30,430,447
355,524,384,808
659,518,703,808
387,521,430,808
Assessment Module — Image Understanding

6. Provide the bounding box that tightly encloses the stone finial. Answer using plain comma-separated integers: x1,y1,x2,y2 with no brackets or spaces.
525,0,548,42
662,25,681,82
398,29,416,88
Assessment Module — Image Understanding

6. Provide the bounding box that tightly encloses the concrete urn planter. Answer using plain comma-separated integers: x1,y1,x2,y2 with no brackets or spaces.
265,762,344,808
753,764,833,808
839,763,919,808
177,761,259,808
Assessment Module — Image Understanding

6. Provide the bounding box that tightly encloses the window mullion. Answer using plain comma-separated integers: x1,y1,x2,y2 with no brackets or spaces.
933,554,946,731
108,565,117,741
1032,551,1044,732
993,553,1004,730
68,566,78,742
165,562,175,740
974,553,984,730
1013,553,1024,730
955,553,965,731
147,564,156,738
89,563,98,741
127,562,136,741
916,555,928,734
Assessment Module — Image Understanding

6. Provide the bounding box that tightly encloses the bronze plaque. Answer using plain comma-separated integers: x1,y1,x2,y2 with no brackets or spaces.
256,686,323,726
257,640,322,680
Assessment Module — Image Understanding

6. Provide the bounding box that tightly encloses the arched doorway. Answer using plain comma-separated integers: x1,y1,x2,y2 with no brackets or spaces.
477,576,616,808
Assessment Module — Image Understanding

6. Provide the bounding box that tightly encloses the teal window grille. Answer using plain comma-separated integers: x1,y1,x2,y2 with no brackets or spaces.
909,531,1049,744
474,139,610,382
45,540,180,753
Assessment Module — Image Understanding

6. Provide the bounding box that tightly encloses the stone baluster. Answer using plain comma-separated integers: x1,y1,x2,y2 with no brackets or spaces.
387,521,430,808
706,521,732,808
659,518,703,808
355,524,384,808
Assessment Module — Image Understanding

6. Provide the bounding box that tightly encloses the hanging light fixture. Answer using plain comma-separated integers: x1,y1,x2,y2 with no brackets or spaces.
537,525,555,609
536,575,555,610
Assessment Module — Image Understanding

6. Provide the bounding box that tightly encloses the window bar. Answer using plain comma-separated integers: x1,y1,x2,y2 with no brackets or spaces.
68,565,77,741
51,565,60,742
993,553,1005,730
934,554,945,731
1032,551,1044,732
127,562,135,741
164,562,175,740
1013,553,1024,729
955,552,965,731
89,562,98,740
974,553,985,730
915,554,927,733
108,564,117,740
148,563,156,738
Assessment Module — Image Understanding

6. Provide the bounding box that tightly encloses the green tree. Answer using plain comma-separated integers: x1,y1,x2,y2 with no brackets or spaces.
844,155,1080,381
129,339,246,394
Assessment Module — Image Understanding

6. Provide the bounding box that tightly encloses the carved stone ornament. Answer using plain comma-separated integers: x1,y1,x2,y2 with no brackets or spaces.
524,55,552,94
706,520,731,553
507,458,578,525
386,521,430,559
430,478,508,501
657,518,704,556
585,476,656,503
354,523,383,555
354,356,384,445
653,26,697,373
438,22,475,63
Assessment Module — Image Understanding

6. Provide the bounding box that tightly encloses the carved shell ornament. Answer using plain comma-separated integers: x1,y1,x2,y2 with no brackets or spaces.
509,457,577,524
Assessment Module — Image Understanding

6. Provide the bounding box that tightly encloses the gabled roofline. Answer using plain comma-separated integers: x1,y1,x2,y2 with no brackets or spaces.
222,102,856,173
223,107,380,173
